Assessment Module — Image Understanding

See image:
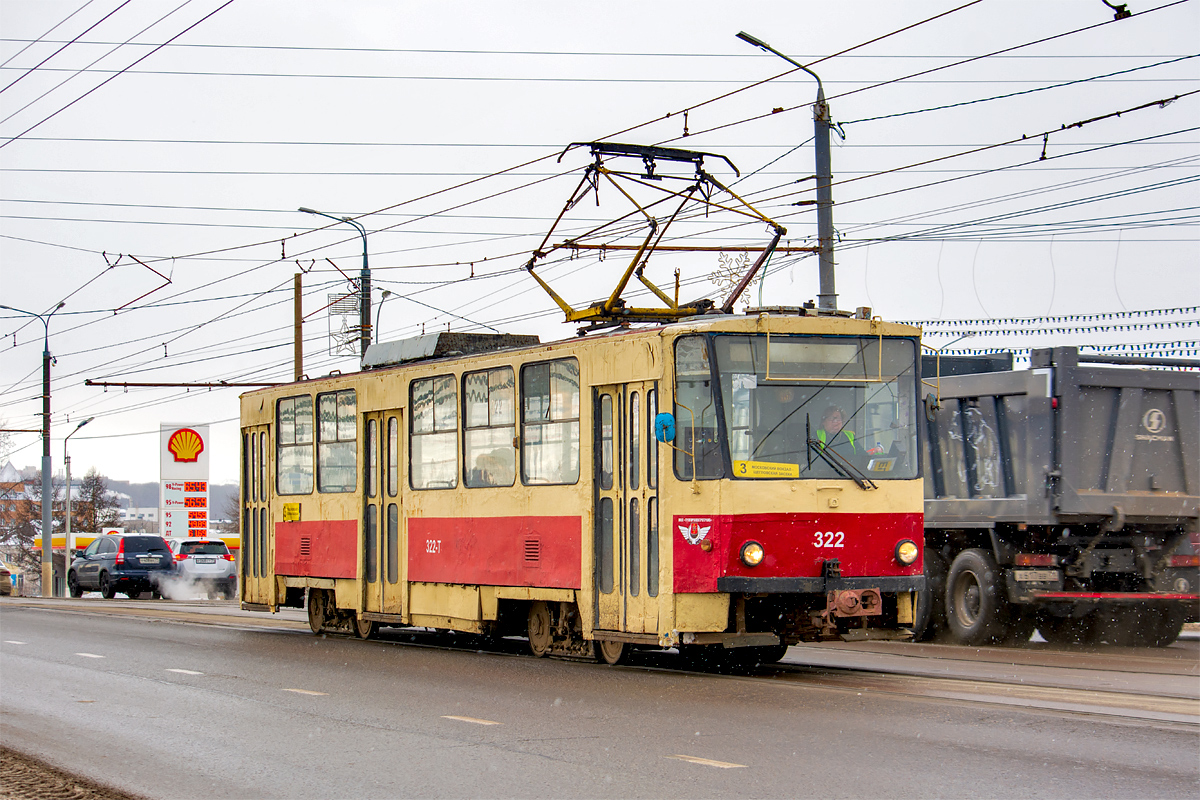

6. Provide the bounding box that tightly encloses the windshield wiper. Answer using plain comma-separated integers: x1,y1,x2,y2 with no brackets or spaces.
804,415,876,490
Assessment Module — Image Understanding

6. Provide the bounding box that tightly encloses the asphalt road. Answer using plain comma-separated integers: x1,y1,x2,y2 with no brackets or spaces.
1,602,1197,799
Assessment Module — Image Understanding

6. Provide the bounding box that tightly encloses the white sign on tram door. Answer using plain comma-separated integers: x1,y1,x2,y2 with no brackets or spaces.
159,424,210,539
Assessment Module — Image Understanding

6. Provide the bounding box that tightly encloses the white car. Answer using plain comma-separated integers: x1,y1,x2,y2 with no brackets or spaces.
167,538,237,599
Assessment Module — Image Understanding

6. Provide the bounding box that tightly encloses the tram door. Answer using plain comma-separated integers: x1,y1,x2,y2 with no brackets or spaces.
242,425,273,606
363,410,405,617
594,382,659,633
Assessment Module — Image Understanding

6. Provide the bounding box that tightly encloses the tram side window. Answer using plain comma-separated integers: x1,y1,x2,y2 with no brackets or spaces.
521,358,580,485
411,375,458,489
674,336,724,479
464,367,516,488
277,395,314,495
318,389,357,493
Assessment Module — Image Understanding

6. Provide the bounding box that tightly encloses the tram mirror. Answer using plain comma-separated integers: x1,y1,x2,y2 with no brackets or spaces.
654,412,676,443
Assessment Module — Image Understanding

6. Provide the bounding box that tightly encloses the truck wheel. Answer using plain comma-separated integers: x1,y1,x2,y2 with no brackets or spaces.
944,548,1009,645
1145,609,1187,647
912,549,948,641
1036,612,1095,645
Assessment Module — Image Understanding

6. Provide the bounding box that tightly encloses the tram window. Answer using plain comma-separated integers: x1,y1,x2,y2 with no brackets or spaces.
259,507,267,579
630,392,641,491
598,394,614,491
259,432,267,503
318,390,357,493
411,375,458,489
598,496,614,594
365,504,378,584
277,395,314,495
243,508,251,580
647,389,658,489
673,336,724,479
242,433,250,504
521,358,580,485
250,432,257,503
647,497,659,597
366,418,378,499
464,367,516,488
387,417,399,497
387,503,399,584
629,497,640,597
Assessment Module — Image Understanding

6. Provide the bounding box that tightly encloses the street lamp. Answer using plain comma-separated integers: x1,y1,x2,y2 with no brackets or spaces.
375,289,392,341
0,301,65,596
64,416,95,571
736,32,838,311
299,207,372,358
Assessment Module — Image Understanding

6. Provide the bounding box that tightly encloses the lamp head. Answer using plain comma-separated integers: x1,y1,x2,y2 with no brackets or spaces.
736,31,771,51
79,416,95,429
298,206,318,215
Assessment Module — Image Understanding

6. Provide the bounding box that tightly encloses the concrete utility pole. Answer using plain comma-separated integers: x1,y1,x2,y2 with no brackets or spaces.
299,207,372,358
0,301,65,595
736,32,838,311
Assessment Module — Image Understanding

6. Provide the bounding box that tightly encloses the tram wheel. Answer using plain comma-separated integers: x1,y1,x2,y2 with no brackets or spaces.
354,614,377,640
594,639,627,665
307,589,327,635
944,548,1009,645
527,601,553,657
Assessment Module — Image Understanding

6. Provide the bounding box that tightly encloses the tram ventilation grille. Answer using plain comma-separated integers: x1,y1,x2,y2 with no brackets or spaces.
300,537,311,557
524,539,541,564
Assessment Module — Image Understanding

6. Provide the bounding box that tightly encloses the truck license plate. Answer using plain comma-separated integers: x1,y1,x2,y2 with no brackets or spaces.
1014,569,1059,582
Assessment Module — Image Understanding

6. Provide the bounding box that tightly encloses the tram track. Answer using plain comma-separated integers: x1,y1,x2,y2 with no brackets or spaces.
4,596,1196,727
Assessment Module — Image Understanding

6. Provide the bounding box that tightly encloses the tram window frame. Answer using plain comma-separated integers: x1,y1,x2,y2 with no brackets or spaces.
387,416,399,497
276,395,315,495
672,335,725,480
520,358,580,486
410,374,459,490
463,367,517,488
317,389,357,493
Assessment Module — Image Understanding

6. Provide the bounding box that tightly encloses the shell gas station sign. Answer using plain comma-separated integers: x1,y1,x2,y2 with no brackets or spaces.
160,424,209,539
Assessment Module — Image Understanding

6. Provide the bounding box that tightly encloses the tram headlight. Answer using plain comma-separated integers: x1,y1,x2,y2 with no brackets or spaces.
895,539,919,566
740,541,765,568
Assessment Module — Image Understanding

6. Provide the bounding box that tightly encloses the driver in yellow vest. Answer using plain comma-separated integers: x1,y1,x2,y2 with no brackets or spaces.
816,405,857,460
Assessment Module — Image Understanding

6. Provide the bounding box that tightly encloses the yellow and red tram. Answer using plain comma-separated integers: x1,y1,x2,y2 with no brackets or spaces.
239,312,926,665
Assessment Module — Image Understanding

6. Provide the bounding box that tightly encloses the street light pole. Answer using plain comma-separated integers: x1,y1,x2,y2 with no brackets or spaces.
0,301,65,596
64,416,94,571
736,32,838,311
299,207,372,358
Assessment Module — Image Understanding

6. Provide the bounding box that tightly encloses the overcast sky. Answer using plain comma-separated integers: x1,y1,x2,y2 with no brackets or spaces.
1,0,1197,485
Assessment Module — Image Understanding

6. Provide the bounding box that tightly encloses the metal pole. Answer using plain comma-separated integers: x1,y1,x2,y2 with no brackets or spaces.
1,301,65,596
294,272,303,381
64,417,93,567
736,32,837,310
298,207,372,359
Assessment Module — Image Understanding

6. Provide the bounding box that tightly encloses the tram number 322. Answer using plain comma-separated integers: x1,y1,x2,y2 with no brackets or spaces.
814,531,845,548
425,539,442,555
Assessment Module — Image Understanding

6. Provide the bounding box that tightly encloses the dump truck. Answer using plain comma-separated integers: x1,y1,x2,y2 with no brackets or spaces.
916,346,1199,646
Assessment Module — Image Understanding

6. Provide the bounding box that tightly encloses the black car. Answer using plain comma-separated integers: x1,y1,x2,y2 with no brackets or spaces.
68,534,175,599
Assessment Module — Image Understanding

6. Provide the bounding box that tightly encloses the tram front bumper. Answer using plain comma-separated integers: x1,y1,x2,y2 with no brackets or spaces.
716,575,926,594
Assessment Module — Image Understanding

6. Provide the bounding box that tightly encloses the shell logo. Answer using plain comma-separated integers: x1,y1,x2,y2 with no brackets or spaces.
167,428,205,463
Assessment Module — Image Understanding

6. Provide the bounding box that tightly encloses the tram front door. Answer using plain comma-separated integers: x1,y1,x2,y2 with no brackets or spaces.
242,425,273,606
363,410,406,618
594,382,660,634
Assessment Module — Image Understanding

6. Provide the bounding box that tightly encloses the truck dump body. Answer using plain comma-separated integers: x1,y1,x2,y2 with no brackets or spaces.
918,346,1200,647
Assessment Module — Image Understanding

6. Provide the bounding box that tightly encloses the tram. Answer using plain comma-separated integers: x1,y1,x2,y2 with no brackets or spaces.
238,142,926,665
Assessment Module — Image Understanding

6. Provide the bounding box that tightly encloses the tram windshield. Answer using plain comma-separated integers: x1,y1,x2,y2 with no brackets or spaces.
674,333,920,481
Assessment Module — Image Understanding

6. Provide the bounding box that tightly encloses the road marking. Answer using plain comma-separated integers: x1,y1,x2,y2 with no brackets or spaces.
282,688,328,696
75,653,105,659
4,641,26,644
166,669,204,675
666,754,747,769
441,715,502,726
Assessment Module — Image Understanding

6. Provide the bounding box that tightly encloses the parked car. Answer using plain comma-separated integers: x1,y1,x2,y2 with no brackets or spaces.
0,559,14,596
167,538,237,599
68,534,175,598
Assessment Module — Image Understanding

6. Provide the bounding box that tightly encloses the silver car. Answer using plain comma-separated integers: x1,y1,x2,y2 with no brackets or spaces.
167,538,237,599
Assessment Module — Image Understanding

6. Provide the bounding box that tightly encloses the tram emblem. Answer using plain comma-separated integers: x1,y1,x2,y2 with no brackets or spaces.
678,518,712,546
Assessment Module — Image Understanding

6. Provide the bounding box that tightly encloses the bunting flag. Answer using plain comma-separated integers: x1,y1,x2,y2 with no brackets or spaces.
920,320,1198,337
900,306,1198,328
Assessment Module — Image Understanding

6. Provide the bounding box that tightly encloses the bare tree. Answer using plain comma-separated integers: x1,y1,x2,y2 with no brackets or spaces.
219,489,241,534
76,468,120,532
1,471,62,574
